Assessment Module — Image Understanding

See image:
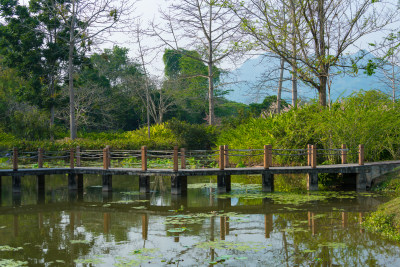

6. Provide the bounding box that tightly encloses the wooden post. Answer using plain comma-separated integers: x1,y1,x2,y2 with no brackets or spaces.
12,147,18,171
341,144,347,164
173,146,179,172
263,145,271,169
70,148,74,169
38,148,44,168
76,146,81,167
307,144,311,166
106,145,111,168
180,148,186,169
311,145,317,169
268,145,272,167
103,148,108,170
359,144,364,166
264,145,268,169
141,146,147,171
219,146,224,170
224,145,229,168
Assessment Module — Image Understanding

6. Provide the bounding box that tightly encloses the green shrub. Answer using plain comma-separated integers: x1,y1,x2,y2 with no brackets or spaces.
166,119,219,150
217,90,400,165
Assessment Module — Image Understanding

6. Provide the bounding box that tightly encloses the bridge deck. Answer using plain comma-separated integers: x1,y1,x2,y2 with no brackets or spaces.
1,160,400,177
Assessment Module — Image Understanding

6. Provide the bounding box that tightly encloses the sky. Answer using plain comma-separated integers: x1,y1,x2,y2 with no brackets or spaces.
16,0,400,103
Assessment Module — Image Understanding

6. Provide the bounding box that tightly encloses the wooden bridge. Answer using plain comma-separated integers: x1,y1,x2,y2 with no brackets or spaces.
1,144,400,196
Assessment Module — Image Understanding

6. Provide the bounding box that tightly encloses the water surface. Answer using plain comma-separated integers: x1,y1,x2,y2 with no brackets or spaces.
0,175,399,266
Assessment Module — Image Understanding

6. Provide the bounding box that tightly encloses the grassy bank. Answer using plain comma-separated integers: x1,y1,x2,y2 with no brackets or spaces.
363,171,400,242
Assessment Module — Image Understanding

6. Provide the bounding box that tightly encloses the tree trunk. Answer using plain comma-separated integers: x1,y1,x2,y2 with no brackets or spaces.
208,62,214,125
277,57,284,114
289,0,297,107
291,65,297,107
49,75,55,141
318,0,327,107
68,0,77,140
50,104,55,141
318,76,327,106
207,3,214,126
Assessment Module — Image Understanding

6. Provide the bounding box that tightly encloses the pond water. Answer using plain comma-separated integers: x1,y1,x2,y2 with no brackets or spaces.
0,175,399,266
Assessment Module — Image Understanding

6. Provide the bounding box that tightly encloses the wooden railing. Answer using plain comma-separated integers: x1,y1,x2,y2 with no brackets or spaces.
0,144,365,171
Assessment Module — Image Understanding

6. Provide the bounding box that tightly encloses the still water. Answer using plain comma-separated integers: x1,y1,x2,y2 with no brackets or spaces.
0,175,399,266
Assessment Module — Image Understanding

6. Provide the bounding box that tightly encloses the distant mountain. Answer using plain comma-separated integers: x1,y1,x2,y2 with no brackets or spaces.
221,52,384,104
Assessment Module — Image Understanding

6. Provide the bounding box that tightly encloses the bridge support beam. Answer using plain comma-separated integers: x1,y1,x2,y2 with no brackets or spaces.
171,176,187,195
68,173,77,191
262,172,274,192
217,174,231,193
102,175,112,192
307,172,318,191
356,172,367,191
139,175,150,193
77,174,84,190
12,175,21,193
37,175,45,192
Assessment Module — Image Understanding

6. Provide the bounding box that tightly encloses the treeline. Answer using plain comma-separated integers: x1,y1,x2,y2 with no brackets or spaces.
2,90,400,168
2,0,399,142
0,44,252,139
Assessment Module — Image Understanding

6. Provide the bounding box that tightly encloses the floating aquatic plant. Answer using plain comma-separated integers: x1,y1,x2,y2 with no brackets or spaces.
0,246,23,252
131,206,147,210
0,259,28,266
70,240,90,244
195,240,267,252
74,257,104,264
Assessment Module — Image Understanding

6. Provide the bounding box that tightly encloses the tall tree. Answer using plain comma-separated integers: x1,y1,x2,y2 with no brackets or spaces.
0,1,45,105
162,49,223,124
226,0,399,106
153,0,240,125
53,0,135,139
29,0,71,138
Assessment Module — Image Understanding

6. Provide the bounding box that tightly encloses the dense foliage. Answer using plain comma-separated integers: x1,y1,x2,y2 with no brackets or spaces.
217,90,400,165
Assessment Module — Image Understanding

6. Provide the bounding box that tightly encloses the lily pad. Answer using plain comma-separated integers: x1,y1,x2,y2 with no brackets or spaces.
196,240,266,252
167,227,188,233
0,246,23,252
74,258,104,264
0,259,28,266
131,206,147,210
70,240,90,244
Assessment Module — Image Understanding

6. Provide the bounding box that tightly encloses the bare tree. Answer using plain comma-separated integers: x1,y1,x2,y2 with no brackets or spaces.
371,35,400,103
228,0,399,106
152,0,241,125
55,0,136,139
131,22,175,129
56,80,113,130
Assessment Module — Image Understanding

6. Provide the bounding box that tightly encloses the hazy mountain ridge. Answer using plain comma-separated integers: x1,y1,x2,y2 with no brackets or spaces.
222,52,385,104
